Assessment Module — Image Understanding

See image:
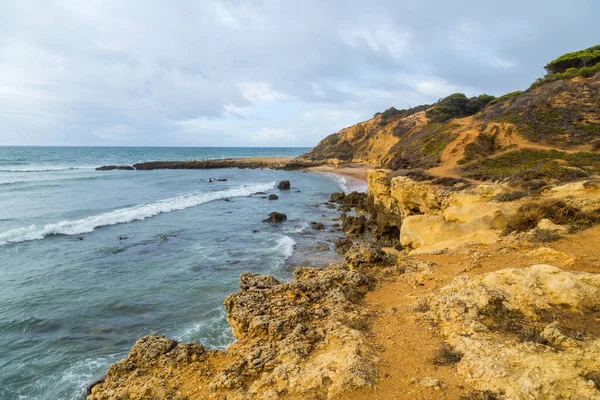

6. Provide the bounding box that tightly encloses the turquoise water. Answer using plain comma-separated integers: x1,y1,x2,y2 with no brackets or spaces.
0,147,351,400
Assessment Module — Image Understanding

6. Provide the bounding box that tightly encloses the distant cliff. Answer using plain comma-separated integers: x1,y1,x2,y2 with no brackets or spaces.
300,45,600,186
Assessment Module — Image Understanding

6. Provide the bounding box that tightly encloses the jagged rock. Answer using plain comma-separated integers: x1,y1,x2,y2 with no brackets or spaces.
341,191,368,210
263,212,287,223
277,180,291,190
334,237,353,254
268,194,279,200
345,243,394,270
330,192,346,203
89,265,379,400
342,215,367,238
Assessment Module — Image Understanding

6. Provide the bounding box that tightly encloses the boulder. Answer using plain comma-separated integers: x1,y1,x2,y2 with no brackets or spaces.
334,237,353,254
345,243,394,270
268,194,279,200
342,215,368,238
277,180,291,190
263,212,287,223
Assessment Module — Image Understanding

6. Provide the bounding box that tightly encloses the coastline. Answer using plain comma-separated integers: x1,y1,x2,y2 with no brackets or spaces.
87,163,600,400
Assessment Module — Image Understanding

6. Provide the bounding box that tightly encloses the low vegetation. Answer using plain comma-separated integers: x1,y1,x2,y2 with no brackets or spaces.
503,199,600,234
378,104,431,125
582,372,600,391
460,391,502,400
461,149,600,183
488,90,523,105
433,343,462,366
491,190,529,202
386,123,458,170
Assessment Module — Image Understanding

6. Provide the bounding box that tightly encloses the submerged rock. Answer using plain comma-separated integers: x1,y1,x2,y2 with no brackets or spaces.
310,221,325,230
268,194,279,200
345,243,395,270
263,212,287,223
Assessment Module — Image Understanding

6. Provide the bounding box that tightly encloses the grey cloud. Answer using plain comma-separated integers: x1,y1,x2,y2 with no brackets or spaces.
0,0,598,146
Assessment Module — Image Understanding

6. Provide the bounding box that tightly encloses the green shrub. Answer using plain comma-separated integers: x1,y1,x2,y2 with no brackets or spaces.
491,190,529,202
426,93,496,123
504,199,600,233
461,149,599,182
489,91,524,105
545,44,600,74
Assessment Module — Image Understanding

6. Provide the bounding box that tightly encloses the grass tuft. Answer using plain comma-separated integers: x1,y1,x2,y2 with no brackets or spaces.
433,343,462,366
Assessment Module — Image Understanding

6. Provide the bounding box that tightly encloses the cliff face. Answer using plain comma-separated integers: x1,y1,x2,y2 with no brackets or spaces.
366,169,600,254
301,71,600,182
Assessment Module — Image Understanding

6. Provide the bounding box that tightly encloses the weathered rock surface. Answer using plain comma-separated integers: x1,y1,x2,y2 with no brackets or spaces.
89,265,381,400
345,243,395,271
366,170,600,253
417,265,600,400
268,194,278,200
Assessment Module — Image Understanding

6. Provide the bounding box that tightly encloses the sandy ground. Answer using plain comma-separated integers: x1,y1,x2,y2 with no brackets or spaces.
337,225,600,400
306,164,372,192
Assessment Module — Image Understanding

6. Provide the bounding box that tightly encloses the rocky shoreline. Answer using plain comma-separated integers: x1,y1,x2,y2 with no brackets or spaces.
95,157,325,171
87,168,600,400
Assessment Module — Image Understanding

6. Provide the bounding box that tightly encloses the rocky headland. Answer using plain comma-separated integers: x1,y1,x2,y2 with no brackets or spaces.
89,46,600,399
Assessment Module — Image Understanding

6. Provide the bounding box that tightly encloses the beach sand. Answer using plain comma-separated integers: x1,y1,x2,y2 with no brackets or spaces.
306,163,372,192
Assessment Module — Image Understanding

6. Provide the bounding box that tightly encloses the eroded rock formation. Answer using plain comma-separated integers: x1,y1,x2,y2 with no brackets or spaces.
88,262,387,399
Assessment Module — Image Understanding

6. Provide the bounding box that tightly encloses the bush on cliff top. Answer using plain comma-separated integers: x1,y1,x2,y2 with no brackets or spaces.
425,93,496,123
530,44,600,89
545,45,600,74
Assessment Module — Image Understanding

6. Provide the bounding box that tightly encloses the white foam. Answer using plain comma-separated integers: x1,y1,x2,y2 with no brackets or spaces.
287,221,309,233
322,172,348,192
321,172,367,193
0,164,97,172
276,235,296,259
0,182,275,246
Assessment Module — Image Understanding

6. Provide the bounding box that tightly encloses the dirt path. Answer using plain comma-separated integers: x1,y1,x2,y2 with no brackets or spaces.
338,225,600,399
427,118,586,178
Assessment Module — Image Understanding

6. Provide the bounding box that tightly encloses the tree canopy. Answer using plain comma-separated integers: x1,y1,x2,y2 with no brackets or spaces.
425,93,495,123
544,45,600,74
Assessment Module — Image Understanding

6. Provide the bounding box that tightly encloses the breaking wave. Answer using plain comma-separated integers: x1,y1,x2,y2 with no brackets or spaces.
0,182,275,246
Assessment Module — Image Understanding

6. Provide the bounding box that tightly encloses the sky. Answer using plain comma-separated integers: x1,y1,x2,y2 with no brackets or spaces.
0,1,598,147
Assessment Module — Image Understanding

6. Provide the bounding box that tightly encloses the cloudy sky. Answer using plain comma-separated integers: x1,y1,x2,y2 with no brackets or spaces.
1,0,598,147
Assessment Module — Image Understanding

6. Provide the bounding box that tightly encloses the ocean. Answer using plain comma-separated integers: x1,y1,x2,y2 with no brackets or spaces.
0,147,359,400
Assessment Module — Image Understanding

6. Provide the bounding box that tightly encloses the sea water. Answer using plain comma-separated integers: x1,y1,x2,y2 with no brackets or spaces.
0,147,357,400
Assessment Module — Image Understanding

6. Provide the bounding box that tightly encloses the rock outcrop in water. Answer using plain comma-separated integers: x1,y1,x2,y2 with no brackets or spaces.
88,262,387,399
263,212,287,223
